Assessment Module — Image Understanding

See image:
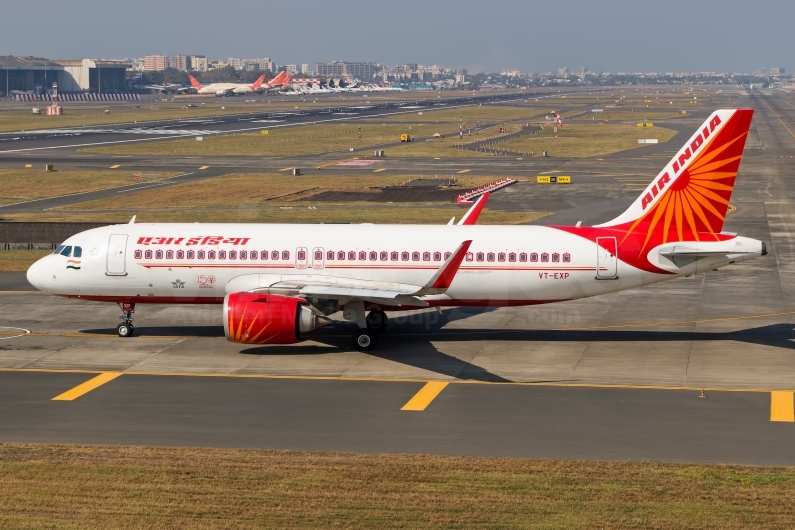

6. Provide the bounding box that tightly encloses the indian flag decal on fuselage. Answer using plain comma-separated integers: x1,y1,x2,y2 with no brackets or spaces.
66,259,81,270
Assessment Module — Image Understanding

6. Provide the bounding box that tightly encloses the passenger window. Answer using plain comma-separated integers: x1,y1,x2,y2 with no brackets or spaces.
530,253,538,262
359,251,366,260
509,253,516,262
423,252,431,261
498,253,506,262
250,251,257,260
327,251,334,260
230,251,237,260
208,250,216,259
166,250,174,259
552,253,560,262
156,250,164,259
282,251,289,260
53,245,65,254
261,251,268,260
348,251,356,260
198,251,206,259
370,251,377,261
272,251,279,260
378,251,387,261
338,251,346,260
541,253,549,262
145,250,152,259
412,252,420,261
187,250,195,259
466,252,473,262
487,253,495,262
519,253,527,262
297,250,305,260
314,250,322,260
444,252,452,260
433,252,441,261
401,252,409,261
60,246,72,257
134,250,142,259
391,251,398,261
240,251,247,260
476,252,484,262
563,253,571,263
73,246,83,258
177,250,185,259
219,250,226,259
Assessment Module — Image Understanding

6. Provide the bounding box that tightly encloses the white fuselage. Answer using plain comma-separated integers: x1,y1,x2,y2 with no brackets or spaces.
196,83,257,95
26,223,763,307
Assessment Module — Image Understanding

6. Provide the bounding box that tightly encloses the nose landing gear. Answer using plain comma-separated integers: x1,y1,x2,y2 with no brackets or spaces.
117,302,135,337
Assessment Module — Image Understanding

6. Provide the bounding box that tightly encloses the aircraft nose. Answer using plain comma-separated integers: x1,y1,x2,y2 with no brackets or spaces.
26,256,50,291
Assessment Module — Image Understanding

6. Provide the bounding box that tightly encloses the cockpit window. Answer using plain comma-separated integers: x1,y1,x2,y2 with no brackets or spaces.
73,246,82,258
59,246,73,257
53,245,65,254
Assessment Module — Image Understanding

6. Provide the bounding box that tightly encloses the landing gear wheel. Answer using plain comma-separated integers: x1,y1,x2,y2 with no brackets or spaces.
117,323,133,338
366,311,388,333
352,329,377,351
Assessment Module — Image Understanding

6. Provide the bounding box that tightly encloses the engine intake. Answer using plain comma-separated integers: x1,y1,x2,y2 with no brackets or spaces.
224,292,327,345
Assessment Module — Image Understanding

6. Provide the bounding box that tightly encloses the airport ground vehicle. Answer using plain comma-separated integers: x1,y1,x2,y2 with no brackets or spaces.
400,134,412,142
27,110,762,351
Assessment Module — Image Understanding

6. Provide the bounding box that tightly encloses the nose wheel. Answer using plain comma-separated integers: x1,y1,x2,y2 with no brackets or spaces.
117,322,134,337
117,302,135,338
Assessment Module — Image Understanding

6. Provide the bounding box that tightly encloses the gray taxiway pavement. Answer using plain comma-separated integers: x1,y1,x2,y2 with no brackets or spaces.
1,88,795,464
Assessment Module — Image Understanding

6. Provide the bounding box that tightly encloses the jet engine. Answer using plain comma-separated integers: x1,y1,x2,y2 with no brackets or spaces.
223,292,327,345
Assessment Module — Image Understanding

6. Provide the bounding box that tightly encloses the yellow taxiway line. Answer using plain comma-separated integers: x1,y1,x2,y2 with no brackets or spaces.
401,381,449,411
108,164,121,169
52,372,123,401
771,391,795,422
372,168,386,173
457,169,471,174
760,100,795,140
198,165,210,170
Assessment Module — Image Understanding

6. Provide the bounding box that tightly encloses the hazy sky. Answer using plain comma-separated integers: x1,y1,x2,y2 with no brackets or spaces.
2,0,791,73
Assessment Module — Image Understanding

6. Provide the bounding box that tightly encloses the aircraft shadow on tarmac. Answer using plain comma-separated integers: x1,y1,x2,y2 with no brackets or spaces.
81,308,795,383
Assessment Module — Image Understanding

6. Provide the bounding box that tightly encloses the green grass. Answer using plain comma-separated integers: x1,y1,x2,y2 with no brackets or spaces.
498,123,678,158
0,250,52,272
2,444,795,529
0,169,178,204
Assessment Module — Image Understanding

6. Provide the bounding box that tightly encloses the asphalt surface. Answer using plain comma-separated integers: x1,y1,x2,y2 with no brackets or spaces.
1,87,795,464
2,371,793,464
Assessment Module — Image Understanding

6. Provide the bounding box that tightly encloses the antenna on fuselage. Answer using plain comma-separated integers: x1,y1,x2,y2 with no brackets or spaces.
129,215,136,224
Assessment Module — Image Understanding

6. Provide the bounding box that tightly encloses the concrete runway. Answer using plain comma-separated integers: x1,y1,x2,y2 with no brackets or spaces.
1,88,795,463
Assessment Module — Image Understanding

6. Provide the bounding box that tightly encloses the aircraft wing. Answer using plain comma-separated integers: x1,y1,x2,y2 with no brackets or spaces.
458,192,490,225
225,240,472,308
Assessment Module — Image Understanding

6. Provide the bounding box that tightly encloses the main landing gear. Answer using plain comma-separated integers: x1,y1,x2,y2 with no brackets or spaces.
345,303,388,352
117,302,135,338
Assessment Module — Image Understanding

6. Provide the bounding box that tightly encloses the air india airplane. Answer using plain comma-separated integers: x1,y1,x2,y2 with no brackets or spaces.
187,71,287,95
26,109,764,351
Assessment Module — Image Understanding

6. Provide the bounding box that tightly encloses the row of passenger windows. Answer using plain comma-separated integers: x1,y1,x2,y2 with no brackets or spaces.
135,248,571,264
53,245,83,258
135,249,289,261
318,250,571,263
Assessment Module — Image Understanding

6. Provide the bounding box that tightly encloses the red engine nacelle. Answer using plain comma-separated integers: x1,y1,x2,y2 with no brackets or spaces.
224,292,326,345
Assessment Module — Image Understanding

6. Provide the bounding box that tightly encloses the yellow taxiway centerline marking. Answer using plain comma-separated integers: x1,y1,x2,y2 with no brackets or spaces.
109,164,120,169
401,381,449,411
198,165,210,170
52,372,123,401
2,366,794,394
457,169,471,174
760,100,795,140
372,168,386,173
771,391,795,422
279,167,293,171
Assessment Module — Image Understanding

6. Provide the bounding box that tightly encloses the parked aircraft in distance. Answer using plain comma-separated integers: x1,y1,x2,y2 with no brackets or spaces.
187,72,288,96
27,110,763,352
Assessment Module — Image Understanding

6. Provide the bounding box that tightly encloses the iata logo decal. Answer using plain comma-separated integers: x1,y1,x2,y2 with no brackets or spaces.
641,114,722,210
66,259,81,270
197,275,216,289
171,279,185,289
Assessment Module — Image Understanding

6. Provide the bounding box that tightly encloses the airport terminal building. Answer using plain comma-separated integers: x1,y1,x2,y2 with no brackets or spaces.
0,56,130,96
